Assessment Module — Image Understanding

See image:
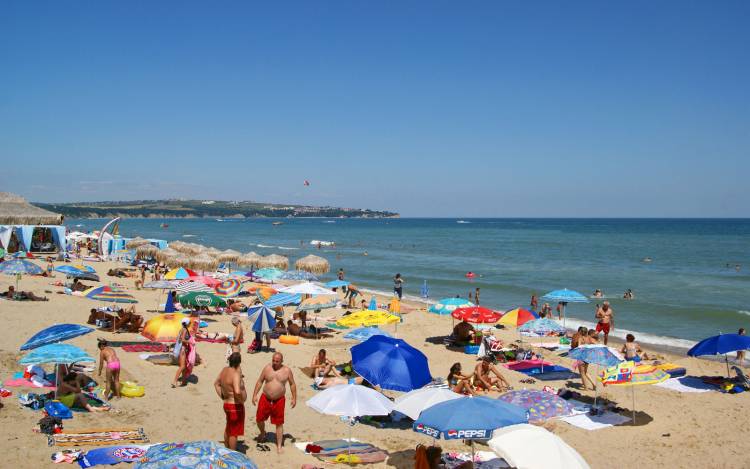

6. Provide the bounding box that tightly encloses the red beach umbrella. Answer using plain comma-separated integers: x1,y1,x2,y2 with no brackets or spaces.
451,306,502,324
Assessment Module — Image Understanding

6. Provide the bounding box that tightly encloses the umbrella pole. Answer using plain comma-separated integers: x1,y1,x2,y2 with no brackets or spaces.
726,355,731,378
632,386,636,425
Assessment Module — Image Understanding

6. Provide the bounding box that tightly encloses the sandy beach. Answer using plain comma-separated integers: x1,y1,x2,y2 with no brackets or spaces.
1,259,749,469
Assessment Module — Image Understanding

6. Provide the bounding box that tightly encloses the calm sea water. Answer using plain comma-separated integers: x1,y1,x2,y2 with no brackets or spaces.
69,218,750,348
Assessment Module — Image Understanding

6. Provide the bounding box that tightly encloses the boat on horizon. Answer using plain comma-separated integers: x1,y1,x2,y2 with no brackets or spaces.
272,221,284,226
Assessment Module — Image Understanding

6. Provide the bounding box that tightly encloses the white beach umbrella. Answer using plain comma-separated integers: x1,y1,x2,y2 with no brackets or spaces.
279,282,334,296
307,384,394,417
488,424,590,469
393,387,462,420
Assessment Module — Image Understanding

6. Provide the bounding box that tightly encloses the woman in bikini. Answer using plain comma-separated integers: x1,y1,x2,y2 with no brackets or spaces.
97,339,121,399
447,362,474,395
172,319,196,388
571,327,596,391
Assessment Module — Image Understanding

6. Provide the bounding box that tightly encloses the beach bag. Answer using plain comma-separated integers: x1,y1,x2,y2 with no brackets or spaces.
172,340,182,360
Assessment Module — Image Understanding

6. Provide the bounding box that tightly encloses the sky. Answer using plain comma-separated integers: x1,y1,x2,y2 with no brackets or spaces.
1,1,748,217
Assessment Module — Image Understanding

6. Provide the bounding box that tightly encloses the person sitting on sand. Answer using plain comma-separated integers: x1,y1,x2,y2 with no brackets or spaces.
453,320,475,344
621,333,652,362
473,357,511,392
58,372,109,412
315,375,364,389
310,349,340,385
97,339,121,399
2,286,48,301
447,362,474,395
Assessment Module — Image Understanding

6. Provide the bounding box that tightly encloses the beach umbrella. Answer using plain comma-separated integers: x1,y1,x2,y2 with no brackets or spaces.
324,279,350,289
136,244,158,259
255,286,278,302
214,278,242,297
155,247,179,264
237,252,262,268
175,280,213,294
687,333,750,377
178,291,226,308
307,383,394,462
518,318,567,336
125,237,149,249
189,275,222,287
54,264,100,281
498,308,539,327
191,254,219,272
164,267,197,280
134,440,258,469
0,259,43,288
166,254,192,269
541,289,589,327
414,396,528,460
599,361,669,424
351,335,432,392
19,343,95,365
294,254,330,274
142,313,190,342
496,390,575,423
258,254,289,270
253,267,285,280
21,324,94,351
84,286,138,304
280,271,319,281
218,249,242,263
337,310,400,328
428,298,475,315
489,424,590,469
263,293,302,309
344,326,393,342
450,306,502,324
144,280,180,289
247,305,277,332
279,281,333,296
394,387,462,420
568,345,622,368
297,295,337,311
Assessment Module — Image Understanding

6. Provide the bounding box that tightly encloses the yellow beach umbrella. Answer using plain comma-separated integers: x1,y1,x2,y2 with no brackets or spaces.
142,313,193,342
337,310,400,328
599,361,670,425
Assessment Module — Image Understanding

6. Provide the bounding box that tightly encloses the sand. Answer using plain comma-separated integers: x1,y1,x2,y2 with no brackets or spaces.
1,259,749,469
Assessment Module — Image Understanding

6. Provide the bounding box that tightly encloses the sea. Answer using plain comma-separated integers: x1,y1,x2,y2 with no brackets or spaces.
68,218,750,350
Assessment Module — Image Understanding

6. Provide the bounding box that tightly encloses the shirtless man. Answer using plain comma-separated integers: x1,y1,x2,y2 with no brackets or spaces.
310,349,340,386
473,357,511,392
214,352,247,450
230,317,244,354
595,301,614,345
252,352,297,453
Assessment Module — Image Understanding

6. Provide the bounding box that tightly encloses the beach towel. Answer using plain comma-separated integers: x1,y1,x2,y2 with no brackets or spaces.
517,365,579,381
443,451,511,469
561,411,631,430
503,360,553,371
49,428,149,447
143,353,175,366
77,445,152,468
122,344,167,353
655,376,714,393
195,336,228,343
4,377,55,390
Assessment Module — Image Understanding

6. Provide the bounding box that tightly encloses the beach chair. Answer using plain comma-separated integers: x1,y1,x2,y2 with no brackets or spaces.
732,366,750,389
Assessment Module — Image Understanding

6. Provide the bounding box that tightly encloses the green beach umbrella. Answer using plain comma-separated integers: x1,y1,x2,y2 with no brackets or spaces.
178,291,227,308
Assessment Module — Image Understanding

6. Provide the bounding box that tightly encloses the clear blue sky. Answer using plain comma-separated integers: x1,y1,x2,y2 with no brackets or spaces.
1,1,748,217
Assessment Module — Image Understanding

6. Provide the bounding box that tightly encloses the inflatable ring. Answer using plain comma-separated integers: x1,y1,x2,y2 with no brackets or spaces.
279,335,300,345
120,381,145,398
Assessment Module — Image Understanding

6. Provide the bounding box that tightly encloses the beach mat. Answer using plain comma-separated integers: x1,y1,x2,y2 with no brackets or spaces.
561,412,631,430
143,353,175,365
517,365,579,381
49,428,149,447
655,376,715,393
4,377,55,390
77,445,152,467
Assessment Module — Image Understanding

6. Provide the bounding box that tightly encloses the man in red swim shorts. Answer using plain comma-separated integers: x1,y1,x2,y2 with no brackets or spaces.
595,301,615,345
214,352,246,450
252,352,297,454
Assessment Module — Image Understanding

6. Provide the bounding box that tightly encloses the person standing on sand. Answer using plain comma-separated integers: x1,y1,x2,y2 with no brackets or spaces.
738,328,746,364
337,268,346,293
474,288,480,306
393,273,404,300
530,294,538,312
172,319,195,388
595,301,614,345
230,317,244,354
97,339,121,399
215,352,246,450
252,352,297,453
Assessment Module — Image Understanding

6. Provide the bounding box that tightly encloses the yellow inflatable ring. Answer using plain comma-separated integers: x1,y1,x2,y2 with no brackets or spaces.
120,381,145,398
279,335,300,345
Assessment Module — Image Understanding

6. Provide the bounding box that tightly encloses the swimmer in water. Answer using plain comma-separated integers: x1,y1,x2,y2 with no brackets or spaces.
593,289,603,298
642,257,652,263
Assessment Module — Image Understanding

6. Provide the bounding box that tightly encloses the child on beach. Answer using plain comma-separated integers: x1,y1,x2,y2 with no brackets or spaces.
621,334,644,362
97,339,121,399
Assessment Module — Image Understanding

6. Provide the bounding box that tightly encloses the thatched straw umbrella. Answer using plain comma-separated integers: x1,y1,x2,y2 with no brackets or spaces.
259,254,289,270
155,247,179,264
0,192,64,225
167,240,190,253
238,252,262,269
167,254,191,268
192,254,219,272
218,249,241,263
136,244,159,260
203,247,223,259
294,254,330,274
126,237,150,249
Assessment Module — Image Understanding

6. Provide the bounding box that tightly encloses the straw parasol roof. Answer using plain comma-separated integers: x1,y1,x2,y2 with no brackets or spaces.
238,252,262,268
191,254,219,272
218,249,241,263
259,254,289,270
0,192,64,225
126,237,150,249
167,254,191,268
135,244,159,259
294,254,330,274
170,241,204,255
155,247,179,264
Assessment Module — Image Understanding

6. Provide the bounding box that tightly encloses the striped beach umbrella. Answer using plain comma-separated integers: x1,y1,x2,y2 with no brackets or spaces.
297,295,337,311
263,293,302,309
450,306,502,324
247,305,277,332
429,298,474,315
175,280,213,294
498,308,539,327
164,267,197,280
144,280,181,289
84,286,138,304
214,279,242,297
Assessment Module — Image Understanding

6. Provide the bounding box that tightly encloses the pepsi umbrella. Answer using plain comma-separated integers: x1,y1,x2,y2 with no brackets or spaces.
351,335,432,392
247,305,277,332
344,326,393,342
21,324,94,351
19,343,95,365
134,440,258,469
497,390,575,423
263,293,301,309
541,289,588,327
688,333,750,377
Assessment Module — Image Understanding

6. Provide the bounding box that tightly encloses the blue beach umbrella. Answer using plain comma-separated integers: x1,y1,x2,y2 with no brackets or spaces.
263,293,301,309
344,326,393,342
414,396,528,441
21,324,94,351
19,343,95,365
0,259,44,288
351,335,432,392
518,318,567,335
688,333,750,376
134,440,258,469
421,280,429,299
541,289,589,327
280,271,319,281
429,298,475,315
247,305,277,332
253,267,285,280
568,345,622,367
325,279,350,289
